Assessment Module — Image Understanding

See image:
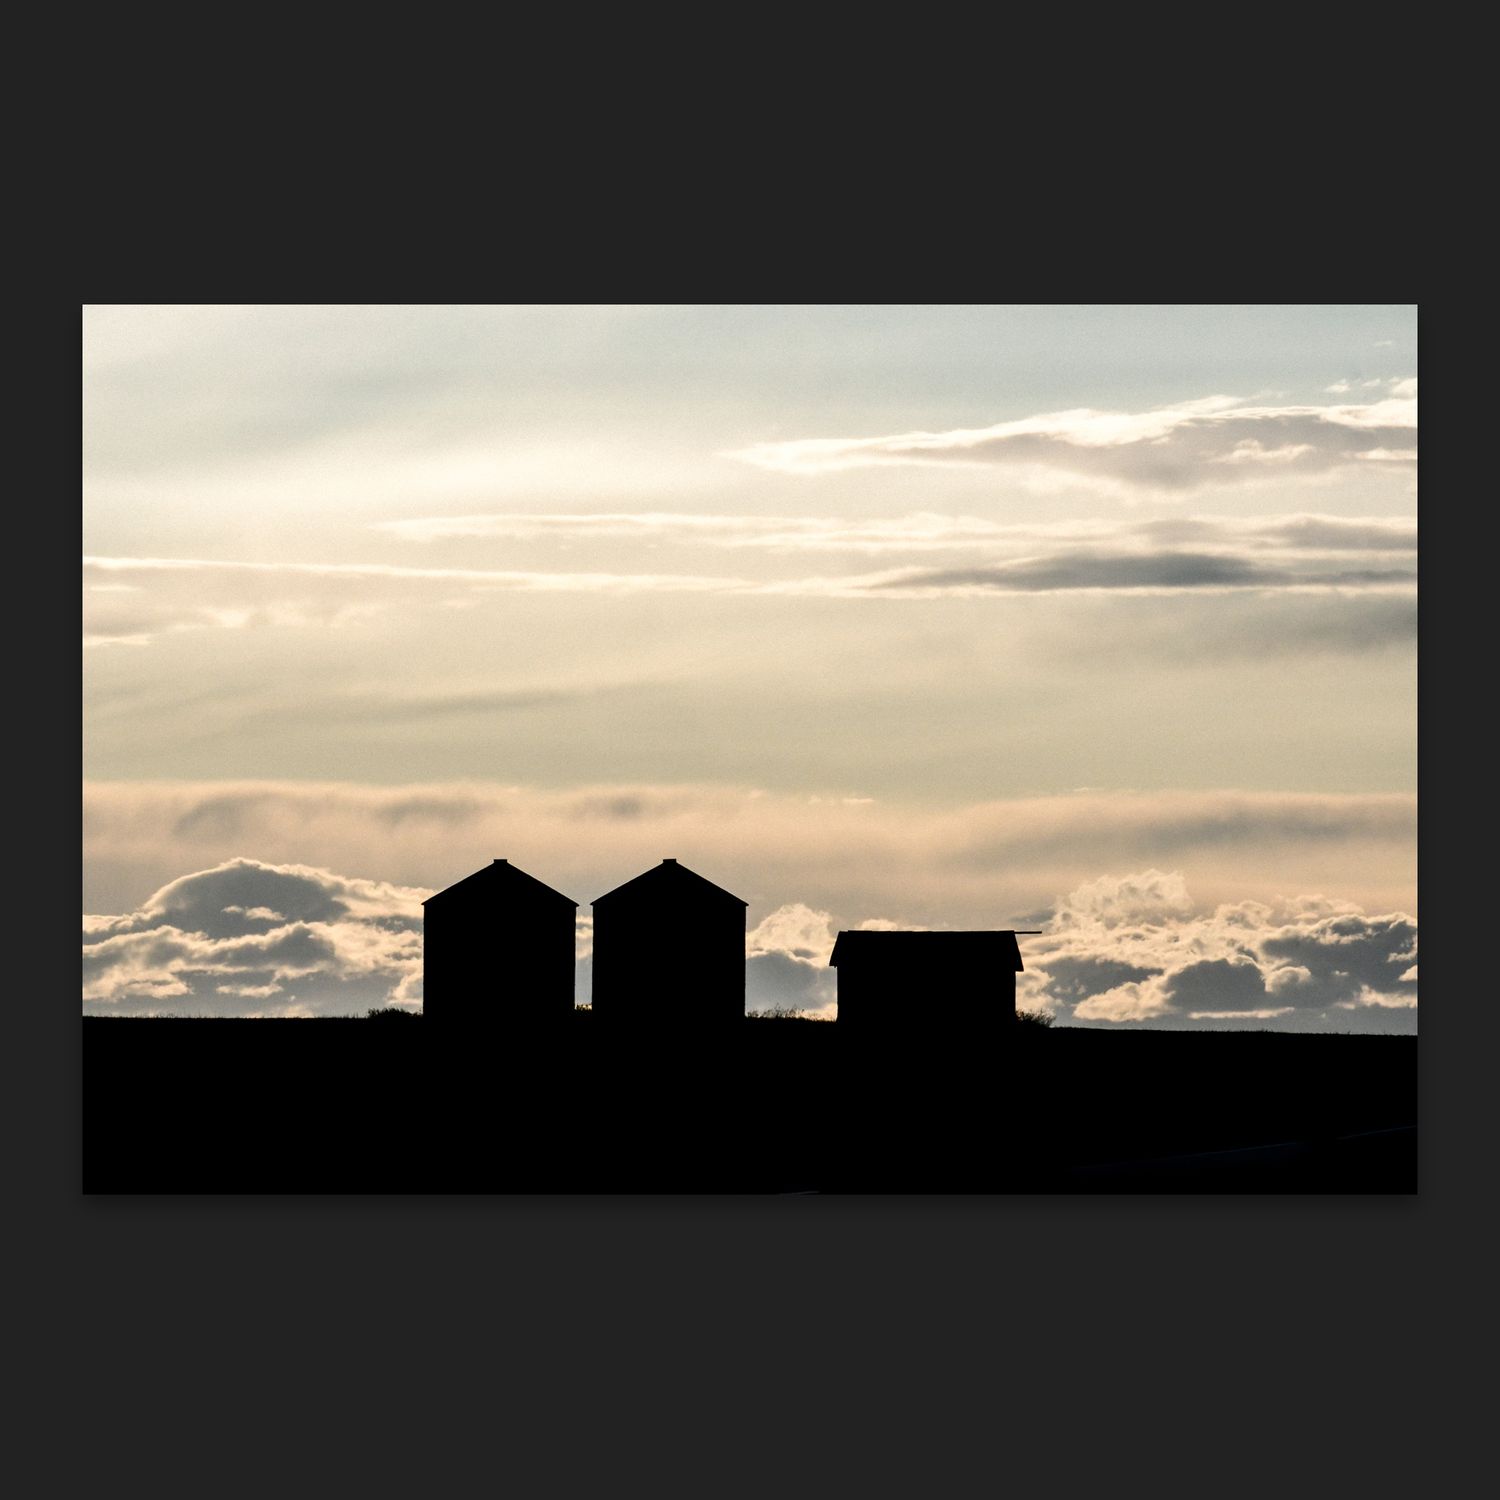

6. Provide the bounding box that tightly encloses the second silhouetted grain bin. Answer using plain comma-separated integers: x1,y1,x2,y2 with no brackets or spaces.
590,859,747,1028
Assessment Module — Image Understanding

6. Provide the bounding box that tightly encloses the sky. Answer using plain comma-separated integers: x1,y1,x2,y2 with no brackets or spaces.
82,304,1417,1028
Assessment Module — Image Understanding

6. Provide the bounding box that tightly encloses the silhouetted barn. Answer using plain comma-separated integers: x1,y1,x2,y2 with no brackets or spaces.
829,931,1023,1034
590,859,747,1027
422,859,578,1028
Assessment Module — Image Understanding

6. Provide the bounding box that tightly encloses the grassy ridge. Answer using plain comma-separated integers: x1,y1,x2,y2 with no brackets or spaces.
81,1017,1415,1192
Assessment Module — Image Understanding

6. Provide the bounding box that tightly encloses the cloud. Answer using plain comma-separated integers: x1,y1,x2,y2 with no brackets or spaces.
1266,964,1314,996
84,511,1416,647
1258,910,1420,1002
82,555,746,646
377,510,1147,555
1034,592,1416,663
1073,982,1172,1023
946,794,1414,872
857,552,1412,597
777,512,1417,599
745,950,837,1016
83,853,1416,1030
1018,870,1417,1031
373,509,1417,559
1035,955,1162,1003
749,902,839,961
85,782,1416,915
1163,958,1268,1011
746,903,839,1015
1049,870,1196,929
83,859,427,1016
1327,376,1415,399
84,783,1416,1026
80,863,849,1020
1342,986,1418,1010
83,556,744,590
726,390,1417,491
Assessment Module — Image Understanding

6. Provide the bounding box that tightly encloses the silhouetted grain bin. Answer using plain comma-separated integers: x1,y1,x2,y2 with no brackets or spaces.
829,931,1024,1034
423,859,578,1028
591,859,747,1027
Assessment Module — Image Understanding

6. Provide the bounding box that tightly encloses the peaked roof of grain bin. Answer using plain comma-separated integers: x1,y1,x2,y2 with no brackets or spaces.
423,859,578,909
592,858,747,909
829,930,1024,970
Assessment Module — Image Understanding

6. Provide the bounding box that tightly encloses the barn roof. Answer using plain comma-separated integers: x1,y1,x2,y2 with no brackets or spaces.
829,930,1025,971
592,858,748,909
422,859,578,909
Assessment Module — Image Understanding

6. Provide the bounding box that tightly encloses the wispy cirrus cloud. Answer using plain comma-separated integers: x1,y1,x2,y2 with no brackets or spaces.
83,555,744,591
81,555,749,647
846,553,1413,598
369,511,1416,598
724,387,1417,490
371,509,1417,557
85,511,1416,646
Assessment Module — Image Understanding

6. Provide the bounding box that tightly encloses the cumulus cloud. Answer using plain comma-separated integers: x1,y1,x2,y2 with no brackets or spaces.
80,862,850,1020
1019,870,1417,1032
1266,964,1315,996
83,853,1417,1031
84,786,1416,1030
746,903,839,1015
725,390,1417,491
1033,955,1160,1002
1049,870,1196,929
1073,982,1172,1023
1163,958,1269,1012
83,859,427,1016
1342,986,1418,1010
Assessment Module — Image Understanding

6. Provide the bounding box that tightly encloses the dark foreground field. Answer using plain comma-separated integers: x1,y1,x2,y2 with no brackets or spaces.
82,1017,1416,1193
